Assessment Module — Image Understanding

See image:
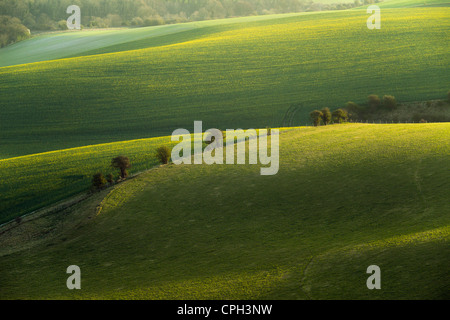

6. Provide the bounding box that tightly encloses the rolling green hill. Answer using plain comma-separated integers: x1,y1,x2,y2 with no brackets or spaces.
0,1,448,300
1,8,449,159
0,124,448,299
0,128,285,225
0,13,304,68
0,135,173,225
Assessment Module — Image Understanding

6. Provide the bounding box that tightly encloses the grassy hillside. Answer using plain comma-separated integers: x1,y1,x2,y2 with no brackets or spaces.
0,9,448,158
0,14,304,68
0,124,448,299
0,135,172,225
0,127,286,225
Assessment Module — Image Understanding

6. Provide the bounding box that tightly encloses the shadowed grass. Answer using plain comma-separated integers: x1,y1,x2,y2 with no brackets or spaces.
0,124,448,299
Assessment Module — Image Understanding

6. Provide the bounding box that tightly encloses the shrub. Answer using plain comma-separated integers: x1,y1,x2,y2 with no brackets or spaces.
420,119,427,123
0,16,31,48
205,133,216,145
57,20,68,30
310,110,323,127
156,146,171,164
346,101,359,111
321,108,331,125
92,173,107,190
89,16,110,28
131,17,144,26
345,101,361,120
383,95,397,109
368,94,381,109
111,156,131,179
144,15,164,26
332,109,348,123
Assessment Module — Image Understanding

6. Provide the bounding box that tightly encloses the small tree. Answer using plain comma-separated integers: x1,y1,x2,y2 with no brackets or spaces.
92,172,107,190
383,95,397,109
111,156,131,179
321,108,331,125
346,101,360,120
57,20,68,30
332,109,348,123
204,132,215,145
368,94,381,109
156,146,171,164
310,110,323,126
346,101,360,112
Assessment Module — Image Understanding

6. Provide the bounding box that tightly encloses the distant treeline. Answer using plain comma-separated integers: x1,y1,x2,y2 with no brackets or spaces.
0,15,31,48
0,0,382,47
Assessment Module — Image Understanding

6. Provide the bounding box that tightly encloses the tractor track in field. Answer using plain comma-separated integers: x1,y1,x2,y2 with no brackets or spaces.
281,104,303,127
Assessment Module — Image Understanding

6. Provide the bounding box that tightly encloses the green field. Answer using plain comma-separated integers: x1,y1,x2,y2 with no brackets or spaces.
1,8,448,159
0,128,281,225
0,2,448,300
0,14,310,68
1,124,449,299
0,135,173,225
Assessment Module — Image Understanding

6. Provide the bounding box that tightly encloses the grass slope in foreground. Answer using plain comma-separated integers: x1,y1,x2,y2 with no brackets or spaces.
0,8,449,158
0,123,448,299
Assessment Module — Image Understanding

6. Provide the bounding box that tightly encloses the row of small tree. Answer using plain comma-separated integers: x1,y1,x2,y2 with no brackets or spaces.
345,94,398,120
91,147,171,191
309,94,400,126
365,94,397,110
310,108,348,126
91,155,131,190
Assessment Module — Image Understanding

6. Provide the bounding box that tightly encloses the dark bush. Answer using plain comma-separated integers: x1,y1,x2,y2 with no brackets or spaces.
205,133,216,145
332,109,348,123
368,94,381,109
156,146,171,164
310,110,323,126
321,107,331,125
0,15,30,48
383,95,397,109
92,173,107,190
345,101,361,120
111,156,131,179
